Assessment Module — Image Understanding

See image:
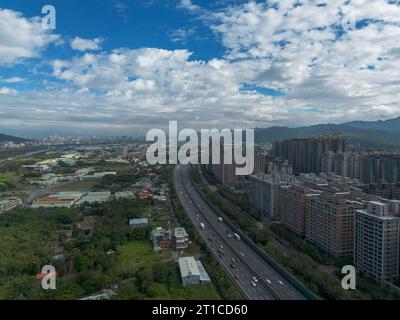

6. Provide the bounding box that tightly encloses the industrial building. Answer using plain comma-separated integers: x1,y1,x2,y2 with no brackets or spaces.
178,257,210,287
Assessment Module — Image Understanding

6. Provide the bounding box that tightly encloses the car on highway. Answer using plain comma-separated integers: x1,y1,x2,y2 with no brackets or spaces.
227,233,232,239
218,217,223,223
252,276,258,283
234,233,241,240
251,281,257,287
234,275,239,280
200,223,205,229
240,252,245,257
266,279,272,285
278,280,284,286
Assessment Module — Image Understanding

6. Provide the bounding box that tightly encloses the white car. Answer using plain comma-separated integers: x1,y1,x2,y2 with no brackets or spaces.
252,276,258,282
251,281,257,287
240,252,245,257
278,280,284,286
266,279,272,285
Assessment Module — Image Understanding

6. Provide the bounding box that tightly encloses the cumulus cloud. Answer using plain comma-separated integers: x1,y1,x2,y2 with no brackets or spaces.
210,0,400,120
1,1,399,135
0,8,59,65
70,36,103,52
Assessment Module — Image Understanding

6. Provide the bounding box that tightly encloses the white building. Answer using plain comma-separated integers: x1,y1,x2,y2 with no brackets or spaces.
354,200,400,283
178,257,211,287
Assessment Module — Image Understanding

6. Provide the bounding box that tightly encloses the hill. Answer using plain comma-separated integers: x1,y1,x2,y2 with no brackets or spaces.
344,117,400,133
255,117,400,148
0,133,27,144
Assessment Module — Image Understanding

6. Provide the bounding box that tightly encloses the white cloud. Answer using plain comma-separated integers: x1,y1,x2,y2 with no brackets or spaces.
0,8,59,65
70,37,103,52
210,0,400,122
169,28,197,43
178,0,202,12
1,1,399,135
1,77,24,83
0,87,17,94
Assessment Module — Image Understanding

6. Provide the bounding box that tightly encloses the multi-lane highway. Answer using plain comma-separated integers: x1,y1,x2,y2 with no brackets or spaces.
174,164,307,300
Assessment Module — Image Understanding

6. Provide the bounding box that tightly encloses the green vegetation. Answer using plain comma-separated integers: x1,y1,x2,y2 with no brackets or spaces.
0,161,224,300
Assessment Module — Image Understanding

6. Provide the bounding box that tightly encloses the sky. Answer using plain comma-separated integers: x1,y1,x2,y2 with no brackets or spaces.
0,0,399,137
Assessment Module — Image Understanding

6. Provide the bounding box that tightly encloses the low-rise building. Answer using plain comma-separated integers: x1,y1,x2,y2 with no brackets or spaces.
79,172,117,181
76,192,111,206
115,191,135,200
174,227,189,250
150,227,172,252
178,257,210,286
128,218,149,228
0,197,22,214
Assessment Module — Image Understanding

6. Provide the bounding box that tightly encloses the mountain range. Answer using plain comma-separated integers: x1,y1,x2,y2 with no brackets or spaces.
255,117,400,148
1,116,399,148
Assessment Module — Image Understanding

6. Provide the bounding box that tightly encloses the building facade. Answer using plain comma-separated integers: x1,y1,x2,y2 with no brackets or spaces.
354,201,400,283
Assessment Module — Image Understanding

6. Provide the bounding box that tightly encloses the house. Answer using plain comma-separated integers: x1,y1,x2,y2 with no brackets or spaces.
174,227,189,250
150,227,172,252
137,190,151,199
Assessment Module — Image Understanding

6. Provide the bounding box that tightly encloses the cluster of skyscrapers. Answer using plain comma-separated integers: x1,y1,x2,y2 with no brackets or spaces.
205,136,400,285
272,136,400,184
249,170,400,284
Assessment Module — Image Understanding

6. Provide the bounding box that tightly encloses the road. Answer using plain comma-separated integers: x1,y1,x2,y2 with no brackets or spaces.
174,164,307,300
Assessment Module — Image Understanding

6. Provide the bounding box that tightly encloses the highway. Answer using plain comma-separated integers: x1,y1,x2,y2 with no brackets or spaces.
174,164,307,300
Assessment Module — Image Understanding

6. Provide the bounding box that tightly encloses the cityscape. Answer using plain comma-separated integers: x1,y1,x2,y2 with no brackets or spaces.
0,0,400,309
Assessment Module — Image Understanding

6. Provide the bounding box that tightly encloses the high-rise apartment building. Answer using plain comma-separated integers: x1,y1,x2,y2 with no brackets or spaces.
279,184,312,237
272,136,346,174
305,190,368,257
249,174,296,220
354,200,400,283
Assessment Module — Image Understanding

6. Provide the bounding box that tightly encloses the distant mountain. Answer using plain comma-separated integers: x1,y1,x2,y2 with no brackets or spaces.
255,117,400,148
344,117,400,133
0,133,27,143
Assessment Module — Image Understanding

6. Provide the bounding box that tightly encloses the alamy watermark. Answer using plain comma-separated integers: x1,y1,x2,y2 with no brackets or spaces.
341,265,356,290
41,5,56,30
38,265,57,290
146,121,255,176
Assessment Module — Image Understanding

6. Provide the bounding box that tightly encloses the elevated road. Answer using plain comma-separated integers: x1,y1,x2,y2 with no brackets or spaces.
174,164,307,300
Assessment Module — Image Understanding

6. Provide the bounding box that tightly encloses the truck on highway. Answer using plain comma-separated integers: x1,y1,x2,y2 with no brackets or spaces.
234,233,241,240
200,223,205,229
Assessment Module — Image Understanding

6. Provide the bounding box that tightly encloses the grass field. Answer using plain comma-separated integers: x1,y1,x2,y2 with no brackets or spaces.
116,241,220,300
117,241,161,274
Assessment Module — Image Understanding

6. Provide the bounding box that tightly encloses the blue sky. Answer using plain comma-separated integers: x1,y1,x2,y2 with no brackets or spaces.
0,0,399,136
